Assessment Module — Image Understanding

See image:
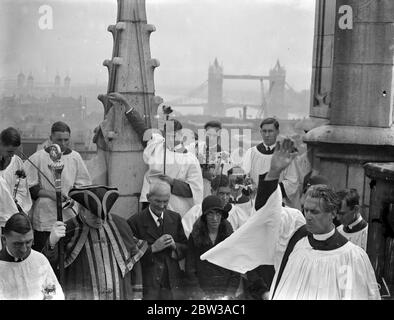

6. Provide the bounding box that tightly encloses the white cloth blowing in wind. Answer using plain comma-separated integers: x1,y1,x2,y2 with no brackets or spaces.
200,187,305,273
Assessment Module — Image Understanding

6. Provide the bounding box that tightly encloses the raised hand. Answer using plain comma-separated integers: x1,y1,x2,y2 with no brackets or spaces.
107,92,129,107
266,138,298,180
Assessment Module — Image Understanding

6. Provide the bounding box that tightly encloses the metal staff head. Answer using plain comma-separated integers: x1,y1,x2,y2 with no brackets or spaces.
47,144,64,191
48,144,62,162
162,105,173,175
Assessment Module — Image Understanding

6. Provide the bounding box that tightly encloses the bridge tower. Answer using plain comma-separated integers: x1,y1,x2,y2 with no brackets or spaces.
17,71,25,96
268,60,286,119
207,58,224,116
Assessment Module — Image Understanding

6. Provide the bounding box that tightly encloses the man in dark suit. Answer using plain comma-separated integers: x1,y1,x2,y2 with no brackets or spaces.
127,180,188,300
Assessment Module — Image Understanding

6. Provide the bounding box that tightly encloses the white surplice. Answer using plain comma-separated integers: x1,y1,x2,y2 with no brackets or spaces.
0,250,64,300
241,146,299,208
337,224,368,251
270,238,380,300
24,149,92,232
140,133,203,217
201,185,380,300
0,155,32,214
200,187,305,273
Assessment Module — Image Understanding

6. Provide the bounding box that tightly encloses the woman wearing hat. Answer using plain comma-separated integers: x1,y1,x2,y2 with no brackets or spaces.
185,195,240,299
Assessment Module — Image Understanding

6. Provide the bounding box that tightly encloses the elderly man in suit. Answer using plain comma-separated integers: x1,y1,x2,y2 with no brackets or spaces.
127,180,188,300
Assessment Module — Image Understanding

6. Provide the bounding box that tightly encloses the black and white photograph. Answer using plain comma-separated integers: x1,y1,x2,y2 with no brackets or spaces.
0,0,393,306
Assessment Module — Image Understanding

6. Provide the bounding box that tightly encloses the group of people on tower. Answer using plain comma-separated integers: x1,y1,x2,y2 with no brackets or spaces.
0,91,378,300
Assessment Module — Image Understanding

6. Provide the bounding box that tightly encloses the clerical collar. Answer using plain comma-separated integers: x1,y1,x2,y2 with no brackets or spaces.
263,142,275,151
348,216,363,230
256,142,275,155
313,228,335,241
0,246,29,262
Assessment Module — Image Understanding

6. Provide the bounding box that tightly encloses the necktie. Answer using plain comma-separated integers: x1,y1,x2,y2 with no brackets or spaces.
157,217,164,234
267,146,270,152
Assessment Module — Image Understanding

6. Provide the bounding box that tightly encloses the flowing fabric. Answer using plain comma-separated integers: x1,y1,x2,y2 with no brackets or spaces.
182,204,202,239
201,187,305,273
227,205,254,232
269,239,380,300
140,133,203,217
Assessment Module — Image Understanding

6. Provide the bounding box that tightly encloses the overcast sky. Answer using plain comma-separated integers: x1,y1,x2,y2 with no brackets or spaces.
0,0,316,92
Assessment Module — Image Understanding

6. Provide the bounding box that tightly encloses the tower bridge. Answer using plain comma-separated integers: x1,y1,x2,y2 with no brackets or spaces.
168,58,288,119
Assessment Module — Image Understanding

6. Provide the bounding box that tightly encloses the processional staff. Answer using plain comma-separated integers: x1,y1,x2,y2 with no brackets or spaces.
47,144,65,286
162,105,174,175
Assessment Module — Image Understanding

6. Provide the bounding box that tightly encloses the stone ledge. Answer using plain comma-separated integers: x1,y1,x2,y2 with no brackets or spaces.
295,117,329,132
304,125,394,146
365,163,394,181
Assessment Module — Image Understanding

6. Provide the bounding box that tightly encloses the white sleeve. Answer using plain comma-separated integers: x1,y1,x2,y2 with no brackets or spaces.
23,152,41,188
241,148,253,175
14,157,32,213
73,152,92,186
280,159,300,201
43,259,65,300
182,205,202,238
143,133,164,165
185,158,204,206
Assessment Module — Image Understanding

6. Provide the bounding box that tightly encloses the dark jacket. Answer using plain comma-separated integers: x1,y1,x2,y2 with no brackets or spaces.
185,218,240,299
127,208,188,300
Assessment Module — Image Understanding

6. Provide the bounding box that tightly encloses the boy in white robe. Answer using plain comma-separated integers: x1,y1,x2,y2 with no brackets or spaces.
0,213,64,300
241,118,299,209
336,188,368,251
24,121,91,251
0,127,32,214
202,139,380,300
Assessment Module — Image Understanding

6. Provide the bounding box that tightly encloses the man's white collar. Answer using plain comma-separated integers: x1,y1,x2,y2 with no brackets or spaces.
313,227,335,241
263,142,275,151
348,216,363,230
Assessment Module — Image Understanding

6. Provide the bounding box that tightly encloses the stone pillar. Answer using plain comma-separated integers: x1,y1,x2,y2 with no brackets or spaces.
207,58,223,116
96,0,161,219
364,163,394,296
304,0,394,220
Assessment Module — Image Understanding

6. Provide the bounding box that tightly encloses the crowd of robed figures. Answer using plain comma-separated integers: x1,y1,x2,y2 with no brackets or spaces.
0,92,379,300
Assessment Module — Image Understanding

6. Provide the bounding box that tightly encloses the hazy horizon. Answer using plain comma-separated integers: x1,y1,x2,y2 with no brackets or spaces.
0,0,316,95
